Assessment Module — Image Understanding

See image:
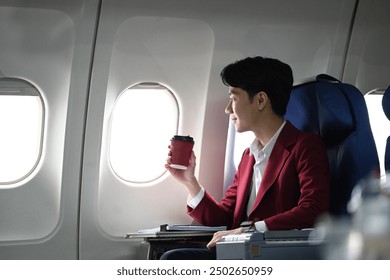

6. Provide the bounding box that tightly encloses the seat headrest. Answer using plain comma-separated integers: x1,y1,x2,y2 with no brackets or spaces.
287,74,354,147
316,82,354,146
382,85,390,120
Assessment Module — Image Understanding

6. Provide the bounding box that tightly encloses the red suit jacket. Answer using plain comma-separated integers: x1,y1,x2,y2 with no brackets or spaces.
188,121,330,230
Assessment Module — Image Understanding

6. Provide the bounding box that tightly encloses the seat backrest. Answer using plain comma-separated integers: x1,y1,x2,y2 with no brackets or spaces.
382,85,390,172
285,74,379,216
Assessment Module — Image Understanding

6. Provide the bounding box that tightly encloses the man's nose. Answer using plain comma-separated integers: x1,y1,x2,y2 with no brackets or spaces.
225,100,232,115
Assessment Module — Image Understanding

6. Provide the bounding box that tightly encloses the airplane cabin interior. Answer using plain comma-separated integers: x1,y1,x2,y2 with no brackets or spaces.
0,0,389,260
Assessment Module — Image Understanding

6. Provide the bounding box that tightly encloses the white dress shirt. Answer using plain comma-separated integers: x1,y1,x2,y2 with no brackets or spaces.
247,121,285,231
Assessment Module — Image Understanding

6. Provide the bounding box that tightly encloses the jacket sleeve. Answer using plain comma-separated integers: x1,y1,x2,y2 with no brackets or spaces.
187,149,251,228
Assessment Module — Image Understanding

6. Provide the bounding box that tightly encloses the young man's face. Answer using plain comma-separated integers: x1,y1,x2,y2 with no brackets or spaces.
225,86,260,133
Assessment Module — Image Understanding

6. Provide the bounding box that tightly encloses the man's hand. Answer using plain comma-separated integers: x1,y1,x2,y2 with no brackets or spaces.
207,227,244,248
165,147,201,197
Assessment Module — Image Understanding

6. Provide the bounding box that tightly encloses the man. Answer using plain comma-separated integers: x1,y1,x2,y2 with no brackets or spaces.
162,56,330,259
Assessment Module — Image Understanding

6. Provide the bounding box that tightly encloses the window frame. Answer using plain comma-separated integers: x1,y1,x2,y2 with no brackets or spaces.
0,77,45,185
108,82,179,185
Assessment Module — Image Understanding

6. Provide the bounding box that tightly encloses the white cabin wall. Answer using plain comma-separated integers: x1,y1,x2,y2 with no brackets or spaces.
0,0,100,259
344,0,390,93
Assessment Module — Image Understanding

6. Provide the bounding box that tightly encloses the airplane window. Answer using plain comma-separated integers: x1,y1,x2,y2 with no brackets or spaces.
223,123,254,190
0,78,44,185
109,83,178,184
233,131,254,169
365,90,388,177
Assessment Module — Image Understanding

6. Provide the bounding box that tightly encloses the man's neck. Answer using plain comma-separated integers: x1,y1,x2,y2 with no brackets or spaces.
254,116,285,147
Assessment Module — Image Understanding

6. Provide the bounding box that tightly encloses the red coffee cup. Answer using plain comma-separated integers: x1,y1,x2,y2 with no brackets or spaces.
170,135,195,170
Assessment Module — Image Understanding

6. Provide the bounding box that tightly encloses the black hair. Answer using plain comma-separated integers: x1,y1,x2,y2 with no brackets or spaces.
220,56,293,116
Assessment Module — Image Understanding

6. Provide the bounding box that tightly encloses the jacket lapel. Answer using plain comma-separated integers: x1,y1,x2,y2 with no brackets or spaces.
234,151,254,223
248,122,298,215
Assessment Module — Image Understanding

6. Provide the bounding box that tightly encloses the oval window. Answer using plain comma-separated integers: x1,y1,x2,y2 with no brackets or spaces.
0,78,44,185
365,89,388,177
109,83,179,183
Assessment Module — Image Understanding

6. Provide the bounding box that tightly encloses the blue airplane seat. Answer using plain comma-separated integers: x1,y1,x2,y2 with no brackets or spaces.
382,85,390,171
285,74,379,216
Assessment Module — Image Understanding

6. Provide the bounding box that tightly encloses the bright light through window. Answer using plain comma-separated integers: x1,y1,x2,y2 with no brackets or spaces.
365,90,388,177
233,131,255,168
0,78,44,184
109,83,178,183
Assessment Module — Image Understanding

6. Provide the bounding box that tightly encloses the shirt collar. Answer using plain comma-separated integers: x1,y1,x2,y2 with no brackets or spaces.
249,121,286,159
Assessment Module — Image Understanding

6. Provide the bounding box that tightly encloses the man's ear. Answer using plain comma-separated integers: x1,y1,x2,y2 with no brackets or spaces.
256,91,268,110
